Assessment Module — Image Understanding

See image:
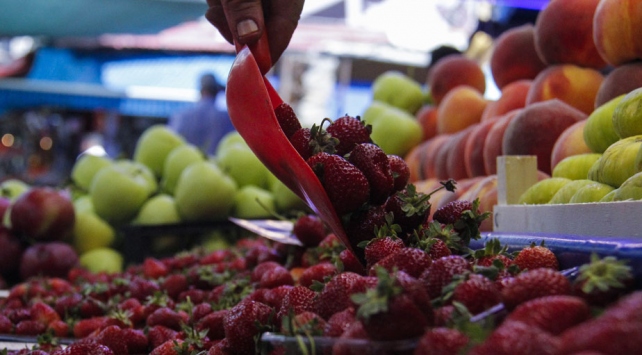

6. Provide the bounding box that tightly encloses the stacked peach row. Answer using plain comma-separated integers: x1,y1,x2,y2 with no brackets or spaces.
405,0,642,231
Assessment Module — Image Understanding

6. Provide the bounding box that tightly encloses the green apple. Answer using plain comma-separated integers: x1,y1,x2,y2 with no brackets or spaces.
161,144,205,195
584,94,625,153
362,101,423,157
79,247,123,274
174,161,238,222
0,179,30,201
372,71,425,115
71,154,113,191
133,125,185,178
73,210,116,254
89,162,156,225
518,177,572,205
132,194,181,225
201,231,232,252
569,182,615,203
232,185,276,219
215,143,271,188
267,172,308,213
551,153,602,181
548,179,595,204
113,160,158,196
216,131,247,156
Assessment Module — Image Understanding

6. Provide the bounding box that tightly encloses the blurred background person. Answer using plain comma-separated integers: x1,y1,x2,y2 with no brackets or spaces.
168,73,235,155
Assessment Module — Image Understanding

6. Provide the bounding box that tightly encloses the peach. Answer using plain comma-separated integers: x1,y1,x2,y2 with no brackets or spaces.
593,0,642,66
434,135,457,180
490,24,548,89
482,109,522,175
427,55,486,105
526,64,604,115
404,142,425,183
594,62,642,107
446,126,477,181
464,120,496,178
534,0,606,69
421,134,451,180
481,80,531,122
415,104,439,142
437,86,488,134
458,175,498,232
550,119,593,172
502,99,587,175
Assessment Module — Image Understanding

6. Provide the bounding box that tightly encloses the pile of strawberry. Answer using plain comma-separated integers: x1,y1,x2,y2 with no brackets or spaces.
0,196,640,355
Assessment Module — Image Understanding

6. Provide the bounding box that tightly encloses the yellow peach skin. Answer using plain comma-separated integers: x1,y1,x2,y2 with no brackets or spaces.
593,0,642,66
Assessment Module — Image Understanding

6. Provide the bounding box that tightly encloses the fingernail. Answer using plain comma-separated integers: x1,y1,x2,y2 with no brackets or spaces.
237,19,259,37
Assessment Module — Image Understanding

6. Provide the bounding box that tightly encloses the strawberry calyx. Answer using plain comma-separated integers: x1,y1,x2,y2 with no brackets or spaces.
575,253,633,295
452,199,489,246
351,266,402,321
396,184,431,219
308,118,339,156
415,221,464,253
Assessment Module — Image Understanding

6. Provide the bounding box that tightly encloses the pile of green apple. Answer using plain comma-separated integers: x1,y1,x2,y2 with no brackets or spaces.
69,125,308,272
361,71,427,157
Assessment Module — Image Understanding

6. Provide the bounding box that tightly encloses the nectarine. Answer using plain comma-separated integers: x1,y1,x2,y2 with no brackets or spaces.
437,86,488,135
550,119,593,172
594,62,642,107
482,109,521,175
428,55,486,105
593,0,642,66
481,80,531,122
490,24,547,89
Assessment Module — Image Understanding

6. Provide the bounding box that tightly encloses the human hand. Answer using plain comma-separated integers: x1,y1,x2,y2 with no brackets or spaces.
205,0,305,65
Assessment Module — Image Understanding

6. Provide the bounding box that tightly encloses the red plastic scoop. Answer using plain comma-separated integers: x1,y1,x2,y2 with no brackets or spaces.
225,43,355,257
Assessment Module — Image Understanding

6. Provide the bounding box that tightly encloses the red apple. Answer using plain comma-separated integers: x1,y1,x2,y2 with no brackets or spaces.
20,242,79,280
9,187,75,242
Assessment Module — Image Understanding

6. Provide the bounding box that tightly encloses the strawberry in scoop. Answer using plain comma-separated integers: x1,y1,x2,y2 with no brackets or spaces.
326,114,372,156
307,152,370,215
348,143,394,205
274,102,302,139
387,154,410,192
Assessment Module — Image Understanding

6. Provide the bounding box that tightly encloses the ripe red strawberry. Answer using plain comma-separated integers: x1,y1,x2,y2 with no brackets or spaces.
298,262,338,288
307,152,370,215
73,316,109,338
469,320,560,355
315,272,368,319
30,301,61,326
290,127,313,159
196,309,228,340
431,199,488,247
161,274,189,300
473,238,514,269
281,311,327,336
15,319,46,336
504,295,590,335
223,300,274,355
384,184,431,238
326,114,372,156
339,249,366,275
94,325,128,355
259,264,295,289
420,255,473,299
348,143,394,204
278,285,317,317
48,319,69,338
143,257,170,279
323,307,356,337
513,242,559,271
146,307,189,331
387,155,410,192
450,273,502,315
121,328,149,355
53,341,115,355
353,268,430,341
274,102,302,139
501,268,572,310
572,253,634,307
414,327,470,355
290,124,337,160
149,338,189,355
292,214,327,248
147,325,179,350
598,291,642,324
364,236,405,269
423,237,452,260
344,204,388,248
369,247,432,279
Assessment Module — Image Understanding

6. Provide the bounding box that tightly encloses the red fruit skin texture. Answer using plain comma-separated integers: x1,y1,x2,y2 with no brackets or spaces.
323,307,357,337
469,320,560,355
452,274,502,315
414,327,470,355
349,143,394,205
501,268,572,310
274,102,302,139
326,115,372,156
369,247,432,279
388,155,410,192
504,295,591,335
315,272,367,320
298,262,338,288
19,242,79,280
432,200,473,225
292,214,327,248
361,293,430,341
514,245,559,271
223,300,273,355
364,237,405,269
420,255,473,299
9,187,75,242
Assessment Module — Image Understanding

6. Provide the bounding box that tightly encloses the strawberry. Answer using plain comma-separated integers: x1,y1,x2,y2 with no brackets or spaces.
94,325,129,355
323,307,356,337
387,154,410,192
559,317,642,354
504,295,590,335
146,307,189,331
414,327,470,355
431,198,488,247
308,152,370,215
54,293,82,318
290,123,337,160
223,300,274,355
348,143,394,204
501,268,572,310
280,311,327,336
420,255,473,299
292,214,327,248
315,272,368,319
572,253,634,307
149,339,189,355
298,262,338,288
369,247,432,279
14,319,46,336
30,301,61,326
196,309,228,340
332,321,370,355
161,274,189,300
326,114,372,156
472,238,514,269
449,273,501,315
121,327,149,354
290,127,313,159
258,264,294,289
352,267,430,341
0,314,14,333
469,320,560,355
344,204,388,248
278,285,317,318
384,184,431,238
147,325,179,350
191,302,213,324
274,102,302,139
513,241,559,271
73,316,109,338
423,237,452,260
338,249,366,275
363,236,405,269
143,257,170,279
251,261,281,282
599,291,642,324
53,341,115,355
